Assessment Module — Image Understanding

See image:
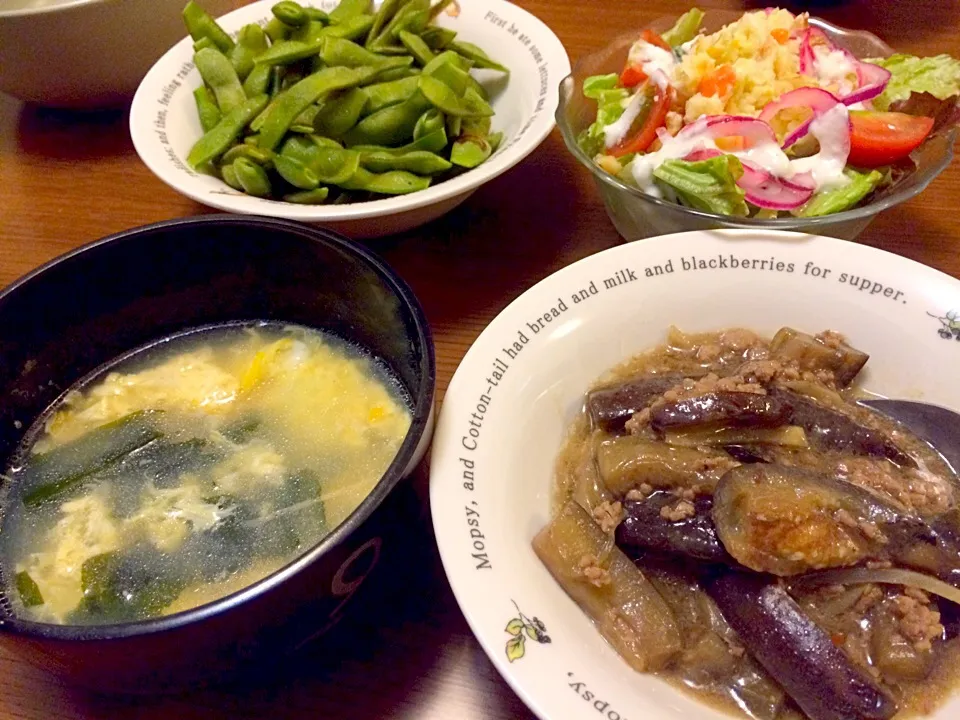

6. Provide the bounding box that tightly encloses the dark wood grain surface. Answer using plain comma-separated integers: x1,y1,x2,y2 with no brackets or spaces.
1,1,958,717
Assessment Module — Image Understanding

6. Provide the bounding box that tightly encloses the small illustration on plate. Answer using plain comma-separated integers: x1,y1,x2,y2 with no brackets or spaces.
928,310,960,341
505,600,551,662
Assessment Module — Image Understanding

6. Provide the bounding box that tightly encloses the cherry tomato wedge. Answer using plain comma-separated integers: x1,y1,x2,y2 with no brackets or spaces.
618,30,672,88
609,82,674,158
848,111,935,167
620,64,647,88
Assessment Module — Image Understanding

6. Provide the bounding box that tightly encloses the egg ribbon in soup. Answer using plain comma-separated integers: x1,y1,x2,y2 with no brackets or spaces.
2,323,412,625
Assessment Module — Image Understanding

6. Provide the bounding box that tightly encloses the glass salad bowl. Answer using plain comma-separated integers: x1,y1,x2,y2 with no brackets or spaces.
557,10,958,242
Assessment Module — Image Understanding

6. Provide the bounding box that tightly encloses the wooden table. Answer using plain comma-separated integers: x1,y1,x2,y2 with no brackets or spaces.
0,1,958,717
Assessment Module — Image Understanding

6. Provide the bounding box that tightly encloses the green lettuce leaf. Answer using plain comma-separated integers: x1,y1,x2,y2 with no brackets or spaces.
661,8,704,49
868,54,960,111
653,155,749,217
795,169,884,217
577,74,630,157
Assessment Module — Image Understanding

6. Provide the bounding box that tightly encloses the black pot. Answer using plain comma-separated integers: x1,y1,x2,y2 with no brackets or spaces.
0,215,436,692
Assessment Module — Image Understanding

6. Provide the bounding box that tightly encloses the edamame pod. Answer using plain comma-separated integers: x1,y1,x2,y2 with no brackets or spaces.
284,187,330,203
273,153,321,189
398,30,434,66
258,65,376,151
342,89,432,146
194,47,246,113
366,0,402,48
272,1,309,28
220,162,243,190
233,157,272,196
445,113,461,139
340,167,431,194
255,38,326,67
328,0,371,24
321,36,401,68
425,60,469,94
450,135,492,168
187,93,269,168
243,63,272,97
413,107,444,140
264,17,291,43
183,1,234,53
361,75,420,113
359,149,451,174
229,24,269,81
221,143,272,166
193,37,216,52
419,26,457,51
290,104,322,133
450,40,510,73
366,65,420,83
193,86,221,133
321,14,375,41
310,147,361,184
314,88,368,137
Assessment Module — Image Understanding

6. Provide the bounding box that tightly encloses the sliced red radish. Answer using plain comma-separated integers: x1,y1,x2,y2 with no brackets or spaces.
843,61,892,105
738,163,815,209
759,87,842,148
798,26,891,107
679,115,779,147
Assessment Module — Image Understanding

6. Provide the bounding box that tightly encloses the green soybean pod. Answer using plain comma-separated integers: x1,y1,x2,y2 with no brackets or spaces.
273,153,321,189
366,0,402,47
233,157,272,196
328,0,371,24
193,37,216,52
314,88,368,137
450,135,492,169
445,113,461,140
366,65,420,83
187,93,270,169
193,86,222,133
413,107,444,140
312,147,361,184
417,74,467,116
360,75,420,113
419,26,457,51
488,131,504,152
462,86,494,117
272,1,309,28
243,63,272,98
265,17,291,43
284,187,330,203
321,37,395,68
423,49,473,74
427,0,455,21
340,167,431,194
220,162,244,190
229,24,269,81
402,126,447,153
359,149,451,174
221,143,272,166
450,40,510,74
258,65,375,151
291,19,328,44
305,8,330,23
321,14,375,41
342,90,432,146
398,30,434,66
426,60,469,94
291,104,322,133
378,0,428,43
309,134,345,149
183,1,234,53
195,47,247,114
255,38,326,67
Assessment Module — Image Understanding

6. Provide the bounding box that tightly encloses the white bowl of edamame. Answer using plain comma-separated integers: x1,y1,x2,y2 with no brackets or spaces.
131,0,570,238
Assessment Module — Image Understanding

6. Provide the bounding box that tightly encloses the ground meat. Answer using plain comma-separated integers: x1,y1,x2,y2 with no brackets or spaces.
624,407,651,434
855,585,884,614
659,499,696,522
593,500,624,535
893,592,943,651
815,330,847,350
695,343,722,363
737,359,802,384
578,554,611,587
839,457,953,514
720,328,760,351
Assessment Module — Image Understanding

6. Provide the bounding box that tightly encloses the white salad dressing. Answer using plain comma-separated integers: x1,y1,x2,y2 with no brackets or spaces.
628,104,852,196
627,39,678,82
813,46,857,95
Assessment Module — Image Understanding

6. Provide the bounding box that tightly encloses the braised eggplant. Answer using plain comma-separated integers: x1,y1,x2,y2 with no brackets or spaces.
706,572,896,720
586,374,683,433
537,326,960,720
651,391,791,432
616,492,734,564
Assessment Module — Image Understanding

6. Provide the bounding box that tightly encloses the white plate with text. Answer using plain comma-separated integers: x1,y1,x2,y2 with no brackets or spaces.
430,229,960,720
